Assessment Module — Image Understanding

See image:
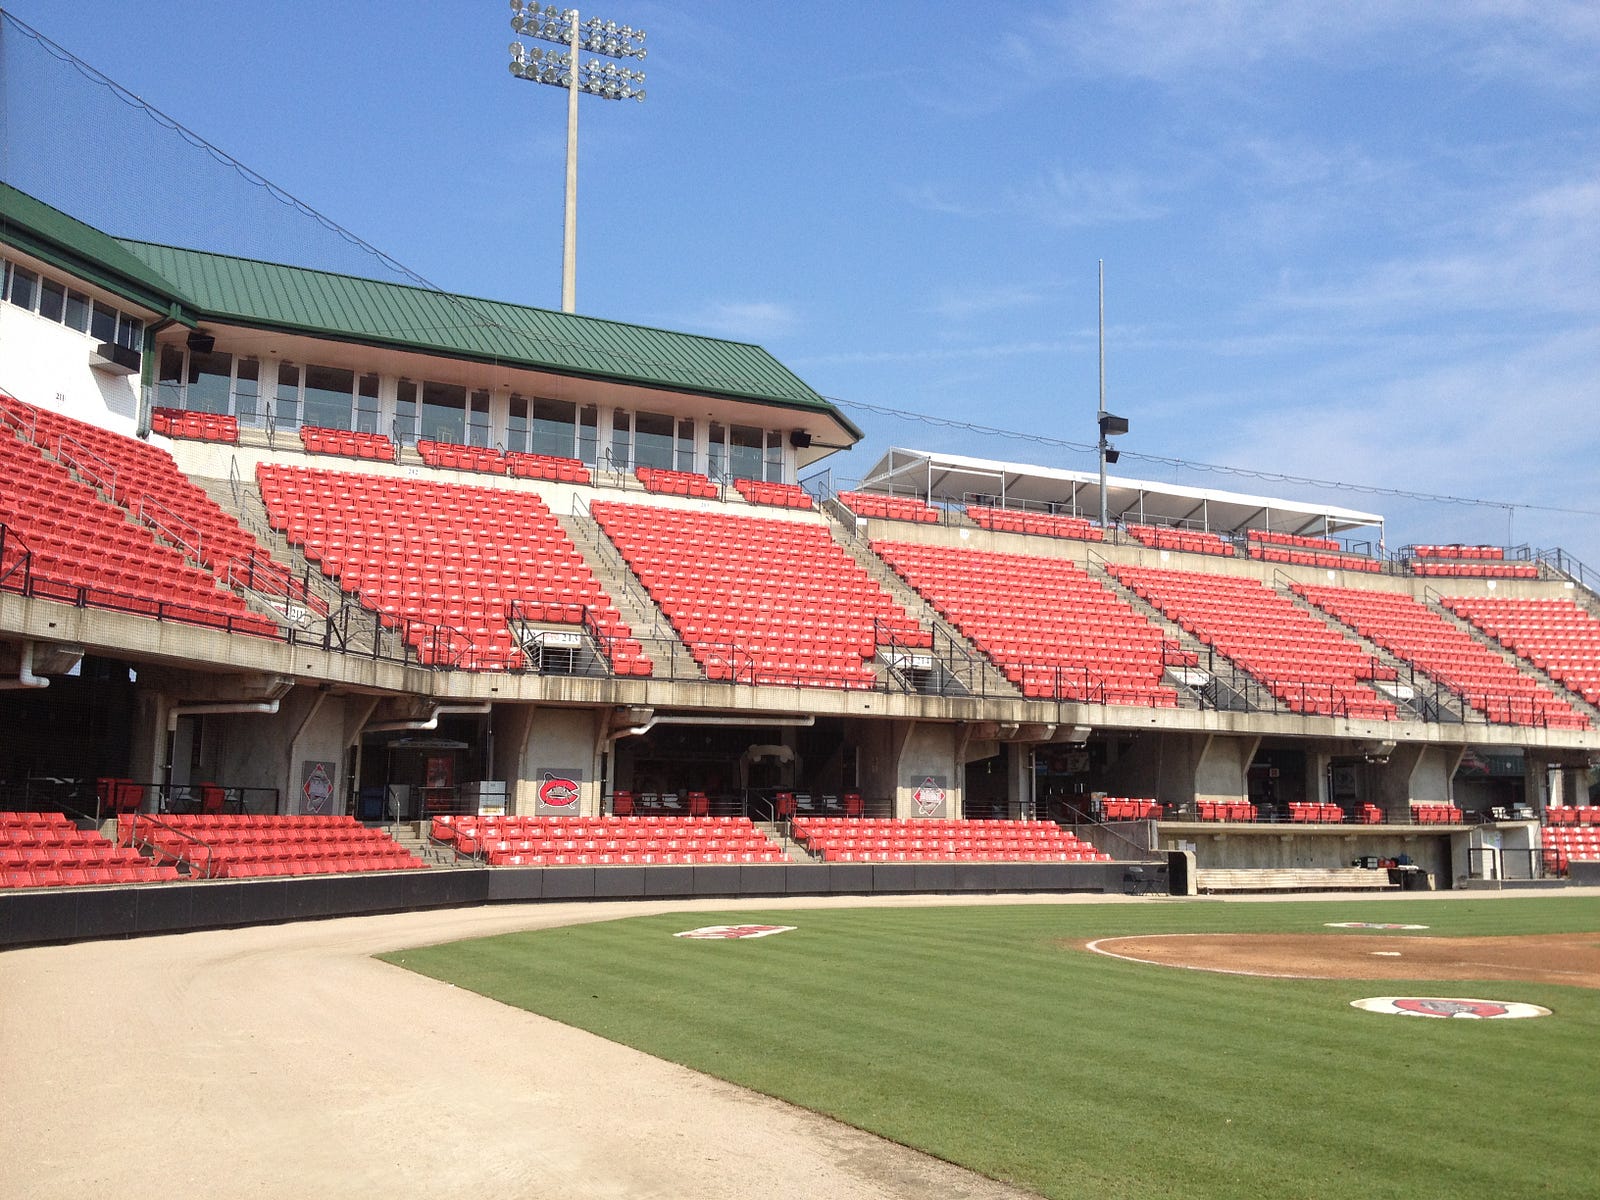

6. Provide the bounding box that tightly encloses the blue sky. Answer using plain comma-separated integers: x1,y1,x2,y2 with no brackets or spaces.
5,2,1598,563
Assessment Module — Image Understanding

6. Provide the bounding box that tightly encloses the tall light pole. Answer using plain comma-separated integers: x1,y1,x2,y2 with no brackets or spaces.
508,3,646,314
1096,260,1128,529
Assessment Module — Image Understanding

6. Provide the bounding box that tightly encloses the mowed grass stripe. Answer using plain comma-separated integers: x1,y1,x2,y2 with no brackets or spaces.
382,898,1600,1200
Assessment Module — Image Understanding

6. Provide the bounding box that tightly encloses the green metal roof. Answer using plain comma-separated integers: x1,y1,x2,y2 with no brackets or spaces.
117,239,857,432
0,183,194,322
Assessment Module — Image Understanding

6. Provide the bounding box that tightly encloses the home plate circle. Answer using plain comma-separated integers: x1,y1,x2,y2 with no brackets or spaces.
1325,922,1429,930
1351,996,1552,1019
674,924,795,940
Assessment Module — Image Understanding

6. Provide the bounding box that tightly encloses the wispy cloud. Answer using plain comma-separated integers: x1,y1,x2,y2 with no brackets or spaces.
924,283,1051,322
671,300,802,342
901,165,1170,229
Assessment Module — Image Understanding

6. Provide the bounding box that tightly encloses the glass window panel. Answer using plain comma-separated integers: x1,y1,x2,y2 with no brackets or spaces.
116,314,143,351
8,266,37,311
610,409,630,470
577,404,597,466
89,302,115,343
707,422,726,480
765,430,784,481
421,381,466,443
505,394,529,454
633,411,674,470
467,390,492,448
302,364,354,430
530,397,575,458
186,350,233,414
729,424,764,481
394,380,418,445
354,373,381,433
38,277,65,323
676,419,696,472
63,289,91,333
234,359,261,424
276,363,301,426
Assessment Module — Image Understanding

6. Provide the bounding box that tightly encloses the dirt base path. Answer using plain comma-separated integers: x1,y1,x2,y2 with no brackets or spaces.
0,896,1073,1200
1086,931,1600,987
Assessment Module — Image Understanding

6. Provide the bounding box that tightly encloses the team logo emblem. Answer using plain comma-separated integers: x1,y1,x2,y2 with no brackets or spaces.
912,777,946,816
538,773,580,808
674,924,796,940
1351,996,1551,1019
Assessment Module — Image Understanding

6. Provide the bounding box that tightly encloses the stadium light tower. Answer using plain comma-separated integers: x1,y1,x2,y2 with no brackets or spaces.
1096,260,1128,529
508,2,646,314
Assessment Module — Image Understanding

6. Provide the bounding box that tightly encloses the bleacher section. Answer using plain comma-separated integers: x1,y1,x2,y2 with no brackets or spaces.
298,425,397,462
1407,544,1538,578
1101,797,1163,820
432,814,784,865
874,540,1181,705
1244,532,1381,573
591,501,927,688
1441,596,1600,707
416,439,506,475
1295,583,1589,729
507,451,591,484
1543,807,1600,869
0,398,280,636
1196,801,1256,821
1410,803,1463,824
1125,523,1235,557
1109,564,1397,718
838,490,942,524
151,407,238,444
964,505,1105,542
258,464,648,671
733,478,813,510
121,814,423,878
790,817,1111,863
635,466,718,498
0,812,180,888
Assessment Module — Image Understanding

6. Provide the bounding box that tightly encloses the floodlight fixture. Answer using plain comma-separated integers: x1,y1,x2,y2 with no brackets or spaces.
1094,260,1130,529
507,2,647,313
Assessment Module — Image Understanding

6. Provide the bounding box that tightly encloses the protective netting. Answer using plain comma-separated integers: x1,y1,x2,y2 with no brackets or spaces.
0,10,431,290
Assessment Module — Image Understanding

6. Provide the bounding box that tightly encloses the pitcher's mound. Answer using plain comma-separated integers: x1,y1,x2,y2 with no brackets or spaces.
1084,932,1600,988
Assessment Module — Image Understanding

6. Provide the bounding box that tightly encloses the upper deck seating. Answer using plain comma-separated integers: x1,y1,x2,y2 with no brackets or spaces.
1244,530,1382,573
0,400,280,636
506,452,591,484
0,811,180,888
151,407,238,444
837,490,941,524
435,814,783,865
1406,545,1538,578
299,426,397,463
258,464,647,672
591,501,927,690
733,478,813,510
1295,584,1588,729
873,540,1182,706
1441,596,1600,706
1108,564,1397,719
965,505,1105,542
789,817,1111,863
635,467,718,498
1125,523,1235,557
416,440,506,475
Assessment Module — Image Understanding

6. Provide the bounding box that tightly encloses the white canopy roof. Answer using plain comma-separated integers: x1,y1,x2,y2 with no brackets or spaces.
858,448,1384,539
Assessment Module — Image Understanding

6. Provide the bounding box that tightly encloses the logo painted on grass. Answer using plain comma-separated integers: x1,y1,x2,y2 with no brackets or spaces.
1325,922,1429,930
1350,996,1552,1019
538,773,580,809
674,924,796,940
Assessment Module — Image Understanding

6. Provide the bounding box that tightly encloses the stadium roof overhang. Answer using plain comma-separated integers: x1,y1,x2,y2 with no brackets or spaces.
859,448,1384,538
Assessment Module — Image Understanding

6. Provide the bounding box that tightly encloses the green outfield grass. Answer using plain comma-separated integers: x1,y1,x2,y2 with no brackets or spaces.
381,897,1600,1200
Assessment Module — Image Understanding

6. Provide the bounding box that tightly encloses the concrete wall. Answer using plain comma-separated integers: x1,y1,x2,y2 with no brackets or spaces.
505,704,604,815
895,721,961,818
0,300,142,434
